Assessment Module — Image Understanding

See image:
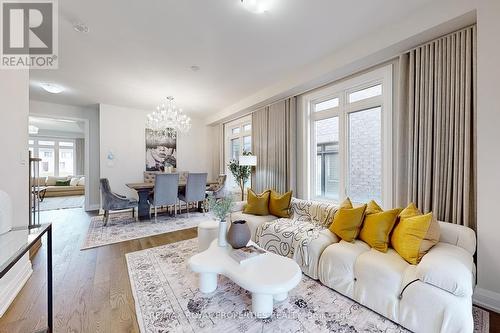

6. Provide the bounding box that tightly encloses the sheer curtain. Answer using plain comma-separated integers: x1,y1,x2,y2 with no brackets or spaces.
397,25,476,228
252,97,297,193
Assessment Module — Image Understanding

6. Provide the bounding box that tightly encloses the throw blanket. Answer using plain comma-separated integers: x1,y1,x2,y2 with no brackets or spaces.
255,218,323,268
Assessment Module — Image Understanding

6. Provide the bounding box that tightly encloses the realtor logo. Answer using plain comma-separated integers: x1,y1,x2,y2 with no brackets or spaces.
1,0,58,69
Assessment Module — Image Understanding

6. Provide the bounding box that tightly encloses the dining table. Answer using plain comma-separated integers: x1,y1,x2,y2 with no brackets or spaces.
126,180,218,220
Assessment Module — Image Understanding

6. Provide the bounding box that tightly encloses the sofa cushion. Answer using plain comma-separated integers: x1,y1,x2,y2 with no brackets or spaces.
438,221,476,255
359,208,400,252
416,242,474,297
77,177,85,186
296,229,339,279
55,179,71,186
243,189,270,216
290,198,337,228
329,204,367,242
318,240,370,298
230,211,277,240
69,177,79,186
354,248,411,321
268,190,292,218
46,176,69,186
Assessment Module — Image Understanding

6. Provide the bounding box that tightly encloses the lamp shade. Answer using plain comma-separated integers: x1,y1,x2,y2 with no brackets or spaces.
239,155,257,166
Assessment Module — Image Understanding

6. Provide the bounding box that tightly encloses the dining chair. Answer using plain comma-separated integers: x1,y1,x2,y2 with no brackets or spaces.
148,173,179,221
206,174,227,200
99,178,138,226
178,173,208,217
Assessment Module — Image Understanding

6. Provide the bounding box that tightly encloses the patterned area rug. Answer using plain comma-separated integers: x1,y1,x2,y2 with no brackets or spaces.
81,212,210,250
126,239,490,333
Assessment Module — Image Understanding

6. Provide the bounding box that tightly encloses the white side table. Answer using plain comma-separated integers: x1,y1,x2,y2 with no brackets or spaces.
197,220,219,252
188,240,302,318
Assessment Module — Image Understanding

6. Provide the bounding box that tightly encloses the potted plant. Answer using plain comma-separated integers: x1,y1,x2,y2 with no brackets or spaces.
207,195,234,247
228,151,253,201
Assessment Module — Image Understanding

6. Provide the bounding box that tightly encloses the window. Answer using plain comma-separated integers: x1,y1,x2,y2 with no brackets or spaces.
29,138,76,177
305,65,392,206
224,117,253,197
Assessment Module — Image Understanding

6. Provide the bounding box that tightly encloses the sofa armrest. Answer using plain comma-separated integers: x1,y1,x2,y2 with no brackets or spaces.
416,242,474,297
231,201,246,213
438,221,476,256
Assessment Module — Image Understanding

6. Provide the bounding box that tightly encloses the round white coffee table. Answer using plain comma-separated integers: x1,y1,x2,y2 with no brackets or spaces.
188,239,302,318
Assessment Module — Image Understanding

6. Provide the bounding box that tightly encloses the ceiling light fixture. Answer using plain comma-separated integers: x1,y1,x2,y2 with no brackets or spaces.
146,96,192,140
240,0,274,13
40,82,65,94
73,22,89,33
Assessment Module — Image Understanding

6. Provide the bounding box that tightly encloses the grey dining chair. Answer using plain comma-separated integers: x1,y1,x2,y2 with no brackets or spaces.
206,174,227,200
148,173,179,221
178,173,208,217
100,178,138,226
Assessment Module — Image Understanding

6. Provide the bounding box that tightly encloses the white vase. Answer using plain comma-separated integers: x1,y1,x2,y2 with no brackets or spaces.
218,220,228,247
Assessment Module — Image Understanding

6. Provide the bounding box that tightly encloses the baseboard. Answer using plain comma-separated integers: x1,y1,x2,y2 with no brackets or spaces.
0,258,33,317
473,287,500,314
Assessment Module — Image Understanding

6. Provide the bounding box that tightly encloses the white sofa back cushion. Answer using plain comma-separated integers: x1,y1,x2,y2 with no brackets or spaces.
290,198,337,228
77,177,85,186
437,221,476,255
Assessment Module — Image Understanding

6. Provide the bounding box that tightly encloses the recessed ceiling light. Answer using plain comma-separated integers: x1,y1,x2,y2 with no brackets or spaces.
190,65,200,72
73,22,89,33
40,82,65,94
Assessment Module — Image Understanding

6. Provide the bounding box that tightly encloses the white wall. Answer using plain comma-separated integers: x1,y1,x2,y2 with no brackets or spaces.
99,104,208,198
0,70,33,316
474,0,500,312
29,100,100,210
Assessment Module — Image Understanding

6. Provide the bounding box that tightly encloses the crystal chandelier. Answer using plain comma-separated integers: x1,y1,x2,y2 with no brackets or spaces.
145,96,192,139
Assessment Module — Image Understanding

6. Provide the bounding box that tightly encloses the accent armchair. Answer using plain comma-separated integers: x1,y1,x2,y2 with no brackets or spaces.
100,178,138,226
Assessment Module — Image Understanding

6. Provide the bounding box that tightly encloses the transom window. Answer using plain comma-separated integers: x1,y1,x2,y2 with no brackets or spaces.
306,65,393,207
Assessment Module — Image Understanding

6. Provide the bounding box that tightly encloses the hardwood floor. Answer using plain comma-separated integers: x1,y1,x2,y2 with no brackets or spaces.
0,208,196,333
1,207,499,333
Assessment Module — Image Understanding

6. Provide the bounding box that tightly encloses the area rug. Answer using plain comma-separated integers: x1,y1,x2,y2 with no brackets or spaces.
81,212,210,250
39,195,85,211
126,239,490,333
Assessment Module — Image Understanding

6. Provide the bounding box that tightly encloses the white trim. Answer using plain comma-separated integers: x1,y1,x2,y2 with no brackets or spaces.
87,203,100,212
473,287,500,314
0,258,33,317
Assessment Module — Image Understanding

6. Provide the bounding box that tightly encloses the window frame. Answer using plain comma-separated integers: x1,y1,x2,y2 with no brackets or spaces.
29,137,77,177
304,65,393,207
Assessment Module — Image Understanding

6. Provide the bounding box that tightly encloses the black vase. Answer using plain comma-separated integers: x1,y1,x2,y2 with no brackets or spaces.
227,220,251,249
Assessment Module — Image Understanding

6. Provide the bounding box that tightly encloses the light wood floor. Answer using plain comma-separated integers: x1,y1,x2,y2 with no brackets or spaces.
0,208,196,333
0,207,499,333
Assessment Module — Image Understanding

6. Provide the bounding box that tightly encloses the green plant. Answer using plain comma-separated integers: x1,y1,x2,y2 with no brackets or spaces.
228,151,253,201
207,195,234,221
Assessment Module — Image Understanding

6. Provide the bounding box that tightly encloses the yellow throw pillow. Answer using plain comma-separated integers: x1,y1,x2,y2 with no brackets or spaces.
338,197,353,209
399,202,422,219
366,200,383,215
360,208,401,252
243,189,270,216
268,190,292,218
329,204,367,242
391,212,441,264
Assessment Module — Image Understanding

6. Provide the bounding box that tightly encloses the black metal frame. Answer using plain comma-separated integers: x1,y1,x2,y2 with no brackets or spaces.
0,224,52,332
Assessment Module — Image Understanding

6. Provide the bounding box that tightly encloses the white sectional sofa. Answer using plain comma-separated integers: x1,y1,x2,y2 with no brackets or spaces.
230,198,476,333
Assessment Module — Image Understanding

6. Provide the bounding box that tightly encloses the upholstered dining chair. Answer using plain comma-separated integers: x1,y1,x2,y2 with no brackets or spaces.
99,178,138,226
178,173,208,217
148,173,179,221
206,174,227,200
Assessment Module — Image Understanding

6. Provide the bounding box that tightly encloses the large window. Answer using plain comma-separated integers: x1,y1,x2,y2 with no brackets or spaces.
306,65,392,206
224,116,252,196
29,138,76,177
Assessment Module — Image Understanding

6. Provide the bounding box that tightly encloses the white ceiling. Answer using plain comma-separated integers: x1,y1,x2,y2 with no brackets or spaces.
29,116,84,134
30,0,435,116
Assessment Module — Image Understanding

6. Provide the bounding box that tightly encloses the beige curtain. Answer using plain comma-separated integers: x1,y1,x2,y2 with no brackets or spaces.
209,123,224,179
252,97,297,193
398,25,476,229
75,138,85,176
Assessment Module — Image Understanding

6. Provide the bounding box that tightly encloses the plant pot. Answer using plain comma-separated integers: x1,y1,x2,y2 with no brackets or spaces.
227,220,251,249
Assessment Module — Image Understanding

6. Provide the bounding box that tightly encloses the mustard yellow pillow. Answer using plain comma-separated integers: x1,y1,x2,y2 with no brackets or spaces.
391,212,441,264
329,204,367,242
338,197,353,210
399,202,422,220
243,189,270,216
360,208,401,252
365,200,383,215
268,190,292,218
